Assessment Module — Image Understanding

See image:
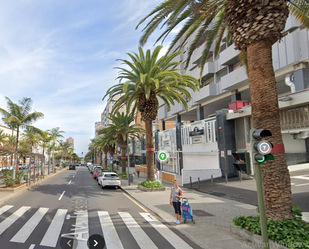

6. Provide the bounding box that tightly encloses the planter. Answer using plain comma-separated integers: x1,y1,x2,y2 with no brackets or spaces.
0,183,27,193
230,224,288,249
138,185,165,192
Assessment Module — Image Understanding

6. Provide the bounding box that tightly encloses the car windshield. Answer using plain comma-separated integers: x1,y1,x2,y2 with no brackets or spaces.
104,174,118,178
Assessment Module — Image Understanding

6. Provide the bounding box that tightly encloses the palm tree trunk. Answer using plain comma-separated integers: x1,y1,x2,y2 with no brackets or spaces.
247,39,293,220
145,119,155,181
48,152,51,175
105,153,107,168
121,148,126,174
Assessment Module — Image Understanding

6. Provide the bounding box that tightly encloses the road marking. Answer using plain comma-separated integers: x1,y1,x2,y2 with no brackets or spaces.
291,175,309,180
11,207,49,243
59,191,65,200
0,205,13,216
0,206,31,235
68,180,72,185
40,209,67,247
140,212,193,248
303,212,309,223
123,193,148,212
119,212,158,249
75,209,89,249
295,182,309,187
29,244,35,249
98,211,124,249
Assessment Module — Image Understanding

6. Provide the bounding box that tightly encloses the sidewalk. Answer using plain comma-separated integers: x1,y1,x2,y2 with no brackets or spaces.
121,175,258,249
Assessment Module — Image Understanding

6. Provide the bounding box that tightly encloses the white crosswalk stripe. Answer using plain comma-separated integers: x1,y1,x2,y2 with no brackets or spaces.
0,205,13,216
119,212,158,249
40,209,68,247
11,207,49,243
0,206,193,248
140,212,193,249
98,211,124,249
0,206,31,235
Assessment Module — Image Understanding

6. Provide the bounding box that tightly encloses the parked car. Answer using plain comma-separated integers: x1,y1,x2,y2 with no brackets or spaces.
98,172,121,189
93,168,103,179
69,164,76,170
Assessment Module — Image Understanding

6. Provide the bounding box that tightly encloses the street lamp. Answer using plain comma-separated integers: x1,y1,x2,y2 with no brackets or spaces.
126,114,130,186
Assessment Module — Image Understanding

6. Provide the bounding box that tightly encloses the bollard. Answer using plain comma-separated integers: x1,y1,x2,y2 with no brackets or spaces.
225,172,228,184
198,177,200,189
239,171,242,182
190,177,192,187
211,175,213,186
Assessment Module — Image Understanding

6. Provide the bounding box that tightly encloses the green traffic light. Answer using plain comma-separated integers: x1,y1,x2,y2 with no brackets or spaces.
255,154,266,163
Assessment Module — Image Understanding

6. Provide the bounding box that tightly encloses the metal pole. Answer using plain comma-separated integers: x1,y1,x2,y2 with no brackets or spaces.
190,177,192,187
211,175,213,186
239,170,242,182
198,177,200,189
126,115,130,186
225,172,228,184
254,163,269,249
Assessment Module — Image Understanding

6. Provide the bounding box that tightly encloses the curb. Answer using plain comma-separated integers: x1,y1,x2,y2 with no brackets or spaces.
230,224,288,249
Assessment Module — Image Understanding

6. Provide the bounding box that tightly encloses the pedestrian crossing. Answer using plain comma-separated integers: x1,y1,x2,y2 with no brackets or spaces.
0,205,193,248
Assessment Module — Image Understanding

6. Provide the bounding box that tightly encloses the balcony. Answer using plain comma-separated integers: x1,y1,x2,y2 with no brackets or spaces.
190,84,217,105
219,44,240,66
220,66,248,91
190,62,215,80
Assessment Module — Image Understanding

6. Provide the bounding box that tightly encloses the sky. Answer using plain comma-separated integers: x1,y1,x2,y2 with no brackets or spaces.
0,0,173,156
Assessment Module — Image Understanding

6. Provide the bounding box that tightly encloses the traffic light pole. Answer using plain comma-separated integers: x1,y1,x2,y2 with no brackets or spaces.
254,162,269,249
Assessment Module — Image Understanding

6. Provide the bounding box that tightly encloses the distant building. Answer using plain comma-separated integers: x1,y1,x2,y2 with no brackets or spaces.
66,137,74,152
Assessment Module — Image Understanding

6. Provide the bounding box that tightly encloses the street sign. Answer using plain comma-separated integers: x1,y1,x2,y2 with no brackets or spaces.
110,157,113,161
157,150,169,162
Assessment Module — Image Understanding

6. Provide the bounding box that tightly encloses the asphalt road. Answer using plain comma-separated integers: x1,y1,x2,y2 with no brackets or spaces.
0,167,200,249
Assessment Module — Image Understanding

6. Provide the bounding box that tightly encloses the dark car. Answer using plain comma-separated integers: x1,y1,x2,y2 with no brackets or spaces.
69,164,76,170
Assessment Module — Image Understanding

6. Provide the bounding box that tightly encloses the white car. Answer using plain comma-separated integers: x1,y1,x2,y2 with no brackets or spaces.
98,172,121,189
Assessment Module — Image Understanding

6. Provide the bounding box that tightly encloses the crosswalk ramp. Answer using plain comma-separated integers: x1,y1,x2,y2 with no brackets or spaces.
0,205,193,248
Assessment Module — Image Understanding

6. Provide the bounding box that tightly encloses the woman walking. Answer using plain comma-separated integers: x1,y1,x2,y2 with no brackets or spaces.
170,179,183,224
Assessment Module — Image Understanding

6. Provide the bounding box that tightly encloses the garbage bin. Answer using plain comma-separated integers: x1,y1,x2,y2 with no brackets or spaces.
129,174,133,182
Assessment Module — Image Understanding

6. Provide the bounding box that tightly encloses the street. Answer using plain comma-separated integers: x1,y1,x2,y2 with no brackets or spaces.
0,167,200,249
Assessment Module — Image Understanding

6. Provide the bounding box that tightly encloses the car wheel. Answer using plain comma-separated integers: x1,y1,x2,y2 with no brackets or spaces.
101,185,104,189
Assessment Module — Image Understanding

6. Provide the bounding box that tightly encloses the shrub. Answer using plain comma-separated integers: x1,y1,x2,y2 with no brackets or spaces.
138,180,164,189
3,176,15,187
233,206,309,249
14,170,25,185
1,169,12,177
118,173,127,178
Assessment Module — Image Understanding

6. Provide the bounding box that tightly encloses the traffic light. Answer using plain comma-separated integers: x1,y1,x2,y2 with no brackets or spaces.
250,129,274,163
232,152,252,175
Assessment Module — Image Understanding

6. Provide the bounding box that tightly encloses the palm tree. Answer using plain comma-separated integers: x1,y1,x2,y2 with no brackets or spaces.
58,140,71,167
98,112,144,174
0,97,44,179
136,0,309,219
0,130,8,146
104,46,198,181
39,131,53,174
22,128,41,153
50,127,65,171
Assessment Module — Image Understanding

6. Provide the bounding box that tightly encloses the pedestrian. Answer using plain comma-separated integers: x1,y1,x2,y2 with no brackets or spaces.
136,165,140,178
155,168,160,182
170,179,183,225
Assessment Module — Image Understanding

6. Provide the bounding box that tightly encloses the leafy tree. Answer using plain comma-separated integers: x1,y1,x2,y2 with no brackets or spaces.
104,46,198,180
49,127,65,171
0,97,43,179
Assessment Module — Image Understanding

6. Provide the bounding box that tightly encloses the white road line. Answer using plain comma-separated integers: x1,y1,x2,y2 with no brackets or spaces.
140,212,193,249
59,191,65,200
302,212,309,223
40,209,67,247
291,175,309,180
295,182,309,187
119,212,158,249
28,244,35,249
0,205,14,216
68,180,72,185
0,206,31,235
98,211,124,249
11,207,49,243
